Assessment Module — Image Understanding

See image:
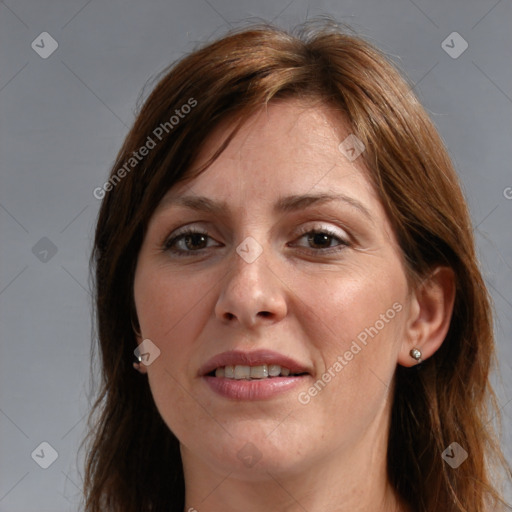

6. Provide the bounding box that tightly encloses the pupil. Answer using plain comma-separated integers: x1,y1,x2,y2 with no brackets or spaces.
186,234,206,250
309,233,330,248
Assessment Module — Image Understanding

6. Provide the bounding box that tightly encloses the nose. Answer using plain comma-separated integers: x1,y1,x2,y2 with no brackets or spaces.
214,242,288,329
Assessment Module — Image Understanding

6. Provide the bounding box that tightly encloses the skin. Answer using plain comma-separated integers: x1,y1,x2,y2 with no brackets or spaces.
133,99,455,512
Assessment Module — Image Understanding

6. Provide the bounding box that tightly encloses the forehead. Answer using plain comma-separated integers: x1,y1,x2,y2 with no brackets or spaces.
159,99,379,211
203,99,350,169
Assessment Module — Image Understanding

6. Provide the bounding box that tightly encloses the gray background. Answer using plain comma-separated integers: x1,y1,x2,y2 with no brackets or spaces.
0,0,511,510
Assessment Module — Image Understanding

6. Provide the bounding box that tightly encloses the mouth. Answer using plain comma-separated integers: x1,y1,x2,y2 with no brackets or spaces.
199,349,311,378
199,350,311,400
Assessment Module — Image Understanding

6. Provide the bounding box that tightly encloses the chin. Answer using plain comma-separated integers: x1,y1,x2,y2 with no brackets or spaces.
184,425,314,478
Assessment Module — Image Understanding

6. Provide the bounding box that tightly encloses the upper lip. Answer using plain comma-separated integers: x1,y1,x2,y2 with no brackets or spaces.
199,349,312,377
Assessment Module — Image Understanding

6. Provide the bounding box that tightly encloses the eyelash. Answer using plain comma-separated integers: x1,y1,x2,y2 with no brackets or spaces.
163,225,350,257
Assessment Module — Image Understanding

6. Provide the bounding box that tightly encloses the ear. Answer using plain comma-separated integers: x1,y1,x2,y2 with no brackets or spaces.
398,266,456,367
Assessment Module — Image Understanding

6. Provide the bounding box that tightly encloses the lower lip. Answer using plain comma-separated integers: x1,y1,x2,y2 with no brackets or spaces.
203,375,307,400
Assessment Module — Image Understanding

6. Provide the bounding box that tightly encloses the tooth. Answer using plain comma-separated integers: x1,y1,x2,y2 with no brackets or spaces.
250,364,268,379
268,364,281,377
216,364,296,379
234,365,251,380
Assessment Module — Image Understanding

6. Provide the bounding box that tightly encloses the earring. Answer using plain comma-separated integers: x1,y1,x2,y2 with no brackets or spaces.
133,354,143,371
409,347,422,363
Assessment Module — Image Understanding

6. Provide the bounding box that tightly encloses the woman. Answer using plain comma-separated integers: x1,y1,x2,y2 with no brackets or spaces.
82,20,511,512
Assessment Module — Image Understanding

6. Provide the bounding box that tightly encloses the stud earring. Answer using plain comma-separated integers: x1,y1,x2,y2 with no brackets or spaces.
133,354,143,371
409,347,422,363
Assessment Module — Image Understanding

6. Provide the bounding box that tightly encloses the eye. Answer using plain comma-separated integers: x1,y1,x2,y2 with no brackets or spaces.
163,228,219,256
292,226,350,254
163,225,350,258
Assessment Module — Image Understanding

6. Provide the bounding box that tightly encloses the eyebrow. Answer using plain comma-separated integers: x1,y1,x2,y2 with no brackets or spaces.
158,193,373,222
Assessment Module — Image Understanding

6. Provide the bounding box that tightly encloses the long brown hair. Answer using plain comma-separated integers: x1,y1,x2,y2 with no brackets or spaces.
81,19,511,511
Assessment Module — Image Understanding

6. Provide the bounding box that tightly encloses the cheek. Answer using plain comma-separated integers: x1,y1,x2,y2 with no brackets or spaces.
133,265,212,410
134,265,207,345
302,266,405,355
134,267,210,437
298,267,406,407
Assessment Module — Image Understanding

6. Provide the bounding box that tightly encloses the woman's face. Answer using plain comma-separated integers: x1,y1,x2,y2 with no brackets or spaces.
133,99,415,479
